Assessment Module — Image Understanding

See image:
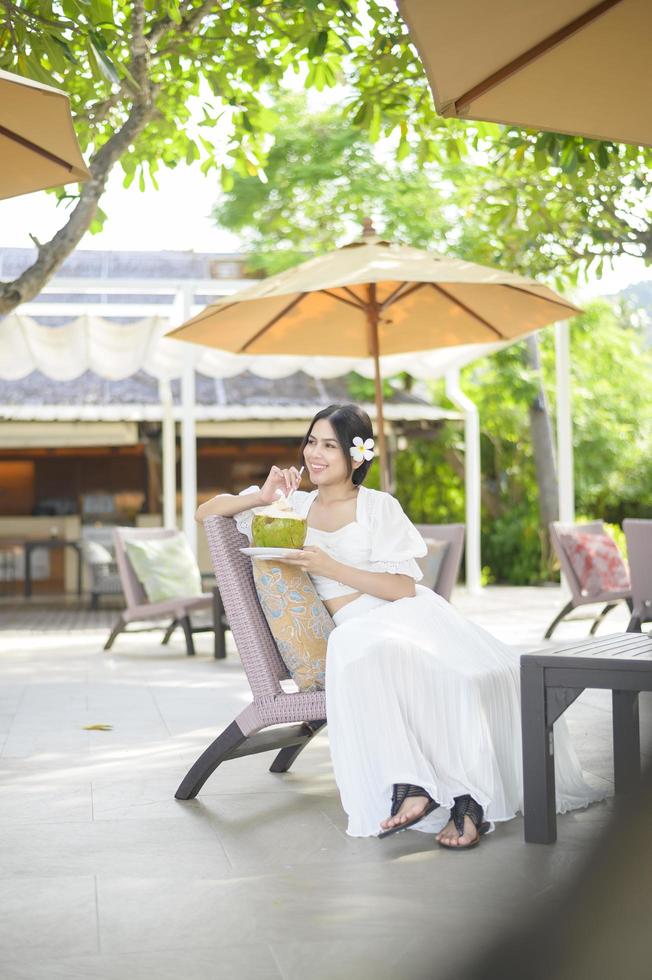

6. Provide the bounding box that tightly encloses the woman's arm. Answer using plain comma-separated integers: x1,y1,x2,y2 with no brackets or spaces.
195,465,303,523
284,547,416,601
195,489,266,524
330,560,416,601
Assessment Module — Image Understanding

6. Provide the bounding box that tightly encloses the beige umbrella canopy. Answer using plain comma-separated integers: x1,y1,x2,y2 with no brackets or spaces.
168,225,580,488
399,0,652,147
0,69,90,200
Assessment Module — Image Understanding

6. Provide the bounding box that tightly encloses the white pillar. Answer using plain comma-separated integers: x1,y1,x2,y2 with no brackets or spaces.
555,322,575,523
158,378,176,529
179,285,198,554
445,369,482,594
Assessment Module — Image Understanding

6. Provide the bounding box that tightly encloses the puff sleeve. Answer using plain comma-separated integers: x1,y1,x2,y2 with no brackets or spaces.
232,486,260,543
367,491,427,581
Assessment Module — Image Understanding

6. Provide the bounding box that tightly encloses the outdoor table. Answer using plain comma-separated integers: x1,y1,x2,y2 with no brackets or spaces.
23,538,83,598
521,632,652,844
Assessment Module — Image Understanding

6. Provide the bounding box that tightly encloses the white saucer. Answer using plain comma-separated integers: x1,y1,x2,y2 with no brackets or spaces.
239,547,303,560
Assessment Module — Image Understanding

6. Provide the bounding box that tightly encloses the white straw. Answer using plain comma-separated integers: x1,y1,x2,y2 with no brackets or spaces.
288,466,304,501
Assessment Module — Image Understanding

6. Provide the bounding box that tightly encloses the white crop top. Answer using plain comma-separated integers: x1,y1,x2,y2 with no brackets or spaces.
234,485,427,602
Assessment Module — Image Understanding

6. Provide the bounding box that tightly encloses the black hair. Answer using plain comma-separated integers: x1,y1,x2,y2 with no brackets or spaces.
299,403,375,486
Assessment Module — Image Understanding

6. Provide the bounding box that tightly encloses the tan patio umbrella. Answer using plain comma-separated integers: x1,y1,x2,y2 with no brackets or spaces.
0,69,90,200
168,224,580,488
399,0,652,146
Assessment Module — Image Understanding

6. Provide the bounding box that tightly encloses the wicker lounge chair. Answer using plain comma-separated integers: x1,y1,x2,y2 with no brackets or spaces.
175,514,327,800
623,519,652,632
105,527,227,658
415,522,465,601
544,520,632,639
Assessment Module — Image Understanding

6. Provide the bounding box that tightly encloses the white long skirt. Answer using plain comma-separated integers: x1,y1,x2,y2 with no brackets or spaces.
326,586,606,837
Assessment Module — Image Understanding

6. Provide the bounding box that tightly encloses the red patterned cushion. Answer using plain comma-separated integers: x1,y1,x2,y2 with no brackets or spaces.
561,530,630,596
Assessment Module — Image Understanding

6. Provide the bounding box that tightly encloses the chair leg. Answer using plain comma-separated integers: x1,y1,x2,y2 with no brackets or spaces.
90,592,99,612
175,720,247,799
543,599,574,640
212,589,227,660
627,614,642,633
180,616,196,656
589,602,618,635
161,619,178,645
269,720,326,773
103,615,125,650
214,623,227,660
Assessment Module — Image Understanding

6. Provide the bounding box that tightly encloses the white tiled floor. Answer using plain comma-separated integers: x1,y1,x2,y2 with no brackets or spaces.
0,588,645,979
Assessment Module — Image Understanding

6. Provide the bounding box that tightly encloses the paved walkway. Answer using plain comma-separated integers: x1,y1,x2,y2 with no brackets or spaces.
0,588,647,980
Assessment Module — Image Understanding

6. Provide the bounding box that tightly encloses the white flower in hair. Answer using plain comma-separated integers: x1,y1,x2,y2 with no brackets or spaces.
350,436,375,463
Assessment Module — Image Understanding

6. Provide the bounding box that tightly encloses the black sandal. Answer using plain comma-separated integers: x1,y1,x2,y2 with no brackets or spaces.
379,783,438,839
438,794,490,850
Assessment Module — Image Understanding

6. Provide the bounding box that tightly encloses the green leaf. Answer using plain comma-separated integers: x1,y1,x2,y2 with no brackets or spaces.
165,0,182,26
533,148,548,170
351,100,373,127
396,137,410,162
89,38,120,85
90,0,114,27
368,102,382,142
308,30,329,58
597,143,611,169
89,205,108,234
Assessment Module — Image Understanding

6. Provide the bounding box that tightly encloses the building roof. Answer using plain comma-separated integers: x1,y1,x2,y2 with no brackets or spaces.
0,369,458,424
0,247,251,283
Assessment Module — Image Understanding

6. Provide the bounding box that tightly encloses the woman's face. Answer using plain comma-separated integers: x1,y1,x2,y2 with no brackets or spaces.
303,418,353,487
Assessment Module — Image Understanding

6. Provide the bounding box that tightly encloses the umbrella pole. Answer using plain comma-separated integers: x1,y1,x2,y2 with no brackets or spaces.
366,288,389,491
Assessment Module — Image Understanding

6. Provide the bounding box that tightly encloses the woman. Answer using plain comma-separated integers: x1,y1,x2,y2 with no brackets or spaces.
196,404,604,849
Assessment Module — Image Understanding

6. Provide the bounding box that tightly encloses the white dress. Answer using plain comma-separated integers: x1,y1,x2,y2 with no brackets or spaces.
237,485,606,837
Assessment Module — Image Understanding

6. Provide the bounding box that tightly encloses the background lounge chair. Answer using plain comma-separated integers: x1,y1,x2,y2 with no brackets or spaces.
623,519,652,632
81,529,123,610
415,522,465,601
545,520,632,640
105,526,227,658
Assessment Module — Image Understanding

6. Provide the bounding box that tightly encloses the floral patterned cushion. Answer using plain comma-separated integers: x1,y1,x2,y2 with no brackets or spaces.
560,530,630,596
252,561,334,692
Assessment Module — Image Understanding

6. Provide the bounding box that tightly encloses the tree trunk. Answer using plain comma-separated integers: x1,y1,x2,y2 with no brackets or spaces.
443,448,502,519
526,335,559,571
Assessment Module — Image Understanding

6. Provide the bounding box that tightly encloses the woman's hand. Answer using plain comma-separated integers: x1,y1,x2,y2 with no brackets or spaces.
259,465,302,504
283,546,338,579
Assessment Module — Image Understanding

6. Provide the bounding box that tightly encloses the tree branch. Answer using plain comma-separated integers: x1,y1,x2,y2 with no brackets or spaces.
129,0,149,92
148,0,221,49
79,93,124,126
0,1,158,316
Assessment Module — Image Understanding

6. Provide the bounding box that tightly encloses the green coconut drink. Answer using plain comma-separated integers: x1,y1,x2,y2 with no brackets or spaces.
252,496,307,549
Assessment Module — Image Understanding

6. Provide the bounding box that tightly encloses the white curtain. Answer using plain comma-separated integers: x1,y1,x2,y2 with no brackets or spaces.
0,312,506,382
